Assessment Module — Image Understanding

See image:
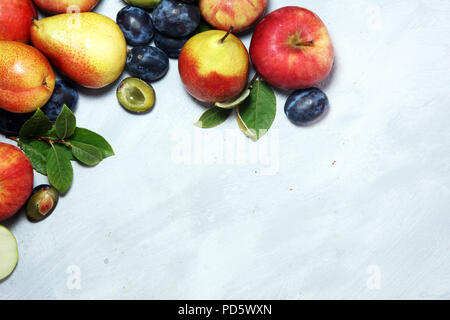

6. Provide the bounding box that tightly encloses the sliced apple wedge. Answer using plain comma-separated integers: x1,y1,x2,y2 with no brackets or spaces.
0,226,18,281
215,89,250,109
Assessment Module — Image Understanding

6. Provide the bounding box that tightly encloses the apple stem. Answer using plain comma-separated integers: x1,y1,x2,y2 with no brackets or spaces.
296,40,315,47
6,136,19,144
220,26,234,43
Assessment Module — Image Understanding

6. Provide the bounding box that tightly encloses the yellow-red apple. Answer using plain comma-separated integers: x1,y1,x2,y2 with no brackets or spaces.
32,0,100,14
0,143,34,222
250,6,334,90
0,0,37,43
199,0,267,33
0,41,55,113
178,30,249,103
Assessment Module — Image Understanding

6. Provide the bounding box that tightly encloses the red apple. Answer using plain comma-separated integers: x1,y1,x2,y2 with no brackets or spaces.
0,143,34,222
250,6,334,90
0,0,37,43
199,0,267,33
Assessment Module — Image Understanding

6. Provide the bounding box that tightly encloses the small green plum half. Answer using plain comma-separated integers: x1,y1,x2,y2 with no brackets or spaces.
26,185,59,222
124,0,161,9
117,78,156,113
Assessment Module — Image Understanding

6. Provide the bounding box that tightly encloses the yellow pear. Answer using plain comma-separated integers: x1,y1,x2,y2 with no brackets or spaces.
31,13,127,89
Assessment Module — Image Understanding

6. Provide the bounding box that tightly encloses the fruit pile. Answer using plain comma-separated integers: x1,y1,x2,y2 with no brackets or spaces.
0,0,335,281
116,0,334,132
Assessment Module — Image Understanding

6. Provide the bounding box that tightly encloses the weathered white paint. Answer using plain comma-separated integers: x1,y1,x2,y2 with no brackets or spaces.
0,0,449,299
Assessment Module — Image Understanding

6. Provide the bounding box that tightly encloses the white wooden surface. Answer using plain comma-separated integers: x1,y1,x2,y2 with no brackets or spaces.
0,0,449,299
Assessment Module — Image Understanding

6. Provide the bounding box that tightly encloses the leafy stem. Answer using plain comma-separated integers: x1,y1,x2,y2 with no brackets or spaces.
12,135,69,147
15,105,114,193
36,136,71,148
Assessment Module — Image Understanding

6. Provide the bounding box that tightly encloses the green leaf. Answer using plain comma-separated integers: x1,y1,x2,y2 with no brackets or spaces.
43,127,59,139
19,109,52,140
70,141,103,166
54,143,75,161
55,105,76,139
46,145,73,194
18,139,51,175
236,110,257,140
194,107,232,129
237,80,276,141
68,128,115,159
43,130,73,162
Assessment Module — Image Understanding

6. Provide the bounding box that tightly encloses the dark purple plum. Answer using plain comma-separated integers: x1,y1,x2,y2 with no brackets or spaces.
152,0,200,38
117,6,154,46
127,46,169,82
284,88,329,126
0,109,33,136
154,32,189,58
41,80,78,121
